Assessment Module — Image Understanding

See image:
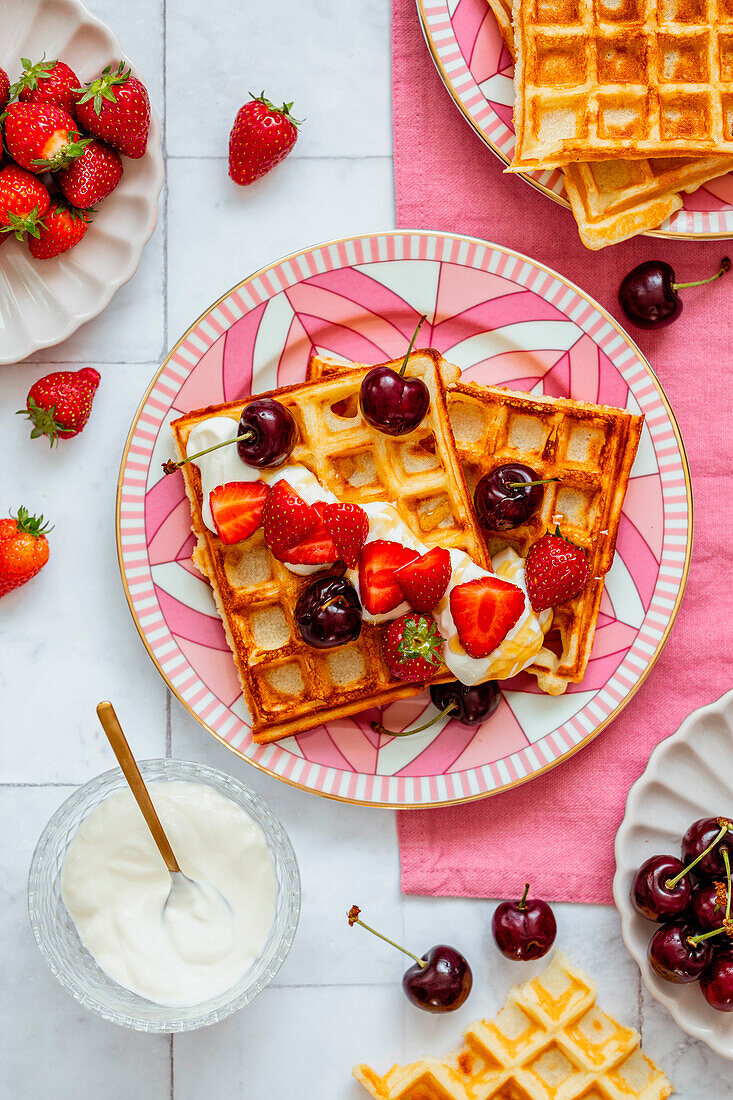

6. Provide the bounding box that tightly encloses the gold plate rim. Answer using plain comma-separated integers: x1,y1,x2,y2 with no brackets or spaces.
115,229,693,809
414,0,733,243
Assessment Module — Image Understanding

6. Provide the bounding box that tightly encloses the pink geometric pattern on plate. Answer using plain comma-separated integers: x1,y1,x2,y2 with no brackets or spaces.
418,0,733,238
117,231,691,807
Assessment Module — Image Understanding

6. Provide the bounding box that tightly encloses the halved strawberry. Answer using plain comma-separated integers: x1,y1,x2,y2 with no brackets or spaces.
210,481,268,545
281,521,337,565
395,547,452,612
262,480,321,558
358,540,419,616
322,502,369,568
449,576,525,659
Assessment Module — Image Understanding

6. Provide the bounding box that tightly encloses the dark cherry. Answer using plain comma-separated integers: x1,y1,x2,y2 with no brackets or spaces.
681,817,733,880
619,257,730,330
691,880,730,934
630,854,691,922
700,950,733,1012
359,315,429,436
647,921,713,984
492,883,557,961
430,680,500,726
474,464,548,531
237,398,297,468
347,906,471,1013
294,576,361,649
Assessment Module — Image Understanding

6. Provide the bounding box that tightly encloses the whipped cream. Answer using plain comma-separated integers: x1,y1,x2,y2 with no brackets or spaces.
186,415,549,685
61,781,277,1007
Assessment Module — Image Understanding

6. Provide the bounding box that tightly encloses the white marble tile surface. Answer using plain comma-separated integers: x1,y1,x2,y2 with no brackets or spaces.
0,0,728,1096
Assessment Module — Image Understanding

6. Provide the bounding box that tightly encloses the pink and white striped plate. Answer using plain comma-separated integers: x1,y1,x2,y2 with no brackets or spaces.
417,0,733,239
117,232,691,807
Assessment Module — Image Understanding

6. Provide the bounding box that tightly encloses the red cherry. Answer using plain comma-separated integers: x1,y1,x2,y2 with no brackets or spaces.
648,921,713,983
491,883,557,961
359,316,429,436
631,855,691,922
701,950,733,1011
619,258,730,330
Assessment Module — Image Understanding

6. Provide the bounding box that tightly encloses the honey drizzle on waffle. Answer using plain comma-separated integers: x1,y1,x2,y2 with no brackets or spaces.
307,353,643,696
171,351,489,744
353,951,673,1100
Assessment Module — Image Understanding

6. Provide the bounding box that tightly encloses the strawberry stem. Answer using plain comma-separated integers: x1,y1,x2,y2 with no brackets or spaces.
162,430,256,474
674,257,731,291
347,905,426,968
398,315,427,377
11,506,53,537
666,820,732,889
371,702,456,736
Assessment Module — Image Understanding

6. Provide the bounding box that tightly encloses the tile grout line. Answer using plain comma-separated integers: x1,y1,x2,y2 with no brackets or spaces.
166,691,172,758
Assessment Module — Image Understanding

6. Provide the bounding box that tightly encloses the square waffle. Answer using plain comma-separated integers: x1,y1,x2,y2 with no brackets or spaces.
353,950,673,1100
486,0,733,247
511,0,733,170
171,351,489,744
307,354,643,695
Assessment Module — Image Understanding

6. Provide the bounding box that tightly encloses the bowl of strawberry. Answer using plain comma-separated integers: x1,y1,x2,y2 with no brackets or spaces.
0,0,163,363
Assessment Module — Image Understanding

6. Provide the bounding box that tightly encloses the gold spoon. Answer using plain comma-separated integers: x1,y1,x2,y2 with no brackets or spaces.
96,700,232,920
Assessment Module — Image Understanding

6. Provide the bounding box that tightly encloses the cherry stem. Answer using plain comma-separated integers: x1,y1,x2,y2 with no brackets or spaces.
321,596,346,612
162,429,255,474
505,478,559,489
371,703,456,737
688,925,729,947
518,882,530,911
347,906,426,968
666,821,731,890
398,315,427,377
724,848,732,924
673,257,731,291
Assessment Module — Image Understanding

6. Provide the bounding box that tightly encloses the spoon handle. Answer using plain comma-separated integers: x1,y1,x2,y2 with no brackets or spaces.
96,700,180,873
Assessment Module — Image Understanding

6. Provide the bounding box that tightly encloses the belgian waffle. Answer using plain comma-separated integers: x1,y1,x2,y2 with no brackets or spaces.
308,353,643,695
485,0,733,247
171,351,489,744
511,0,733,170
353,950,673,1100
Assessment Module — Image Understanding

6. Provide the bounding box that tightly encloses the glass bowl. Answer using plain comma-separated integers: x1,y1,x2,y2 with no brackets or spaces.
28,759,300,1032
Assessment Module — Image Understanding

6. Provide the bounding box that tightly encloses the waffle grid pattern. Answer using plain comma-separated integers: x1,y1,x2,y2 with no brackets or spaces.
308,356,643,695
172,352,488,743
354,951,673,1100
512,0,733,170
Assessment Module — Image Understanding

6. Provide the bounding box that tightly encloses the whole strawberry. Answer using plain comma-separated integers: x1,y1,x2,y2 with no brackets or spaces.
20,367,101,444
228,93,299,185
75,62,150,158
0,507,51,597
58,139,122,206
383,612,444,683
0,66,9,114
12,56,81,117
28,201,91,259
0,165,50,240
525,528,590,612
3,102,89,173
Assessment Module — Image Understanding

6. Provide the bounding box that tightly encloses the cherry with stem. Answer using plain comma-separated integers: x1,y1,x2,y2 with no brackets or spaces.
359,316,431,436
619,257,731,330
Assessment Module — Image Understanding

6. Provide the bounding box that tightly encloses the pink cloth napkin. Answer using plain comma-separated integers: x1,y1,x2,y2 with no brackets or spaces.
393,0,733,903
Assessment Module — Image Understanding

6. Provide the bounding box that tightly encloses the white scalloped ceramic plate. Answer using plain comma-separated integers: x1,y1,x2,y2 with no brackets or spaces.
0,0,164,364
614,689,733,1058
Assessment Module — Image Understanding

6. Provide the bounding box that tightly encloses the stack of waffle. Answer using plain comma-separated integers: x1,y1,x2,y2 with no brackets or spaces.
308,352,643,697
172,352,488,744
486,0,733,247
353,951,673,1099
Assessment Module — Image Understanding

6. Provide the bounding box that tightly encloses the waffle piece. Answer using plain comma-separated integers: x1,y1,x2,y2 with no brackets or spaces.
308,354,643,695
485,0,733,247
354,950,673,1100
511,0,733,170
171,351,489,744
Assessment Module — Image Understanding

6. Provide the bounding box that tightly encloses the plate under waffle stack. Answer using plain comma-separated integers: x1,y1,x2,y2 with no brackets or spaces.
511,0,733,171
171,351,489,744
485,0,733,248
307,353,643,695
354,951,672,1100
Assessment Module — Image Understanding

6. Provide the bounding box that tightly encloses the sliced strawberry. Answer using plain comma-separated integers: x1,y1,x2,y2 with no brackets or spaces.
395,547,452,612
210,481,268,545
281,521,338,565
358,540,419,616
322,502,369,568
449,576,525,659
262,480,321,558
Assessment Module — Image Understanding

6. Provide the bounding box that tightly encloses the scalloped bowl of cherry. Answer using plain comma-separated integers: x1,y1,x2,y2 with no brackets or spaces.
614,688,733,1058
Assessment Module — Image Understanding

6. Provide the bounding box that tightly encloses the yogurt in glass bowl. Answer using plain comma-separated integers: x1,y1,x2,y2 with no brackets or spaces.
28,759,300,1031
